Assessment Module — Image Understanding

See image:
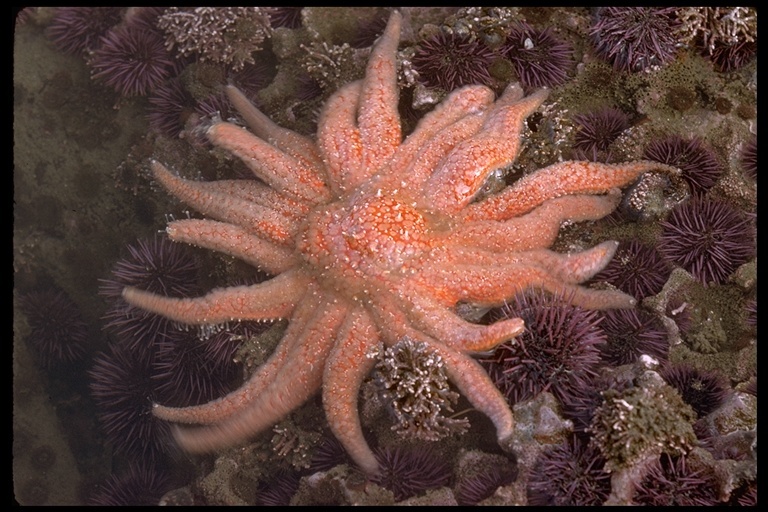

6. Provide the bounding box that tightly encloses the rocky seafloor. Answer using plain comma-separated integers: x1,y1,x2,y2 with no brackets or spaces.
13,7,756,506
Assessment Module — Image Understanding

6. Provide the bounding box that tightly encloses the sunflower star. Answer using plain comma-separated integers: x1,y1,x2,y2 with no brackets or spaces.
123,11,675,474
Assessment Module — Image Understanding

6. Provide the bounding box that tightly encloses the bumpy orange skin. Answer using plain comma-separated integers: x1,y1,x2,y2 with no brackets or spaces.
121,11,677,475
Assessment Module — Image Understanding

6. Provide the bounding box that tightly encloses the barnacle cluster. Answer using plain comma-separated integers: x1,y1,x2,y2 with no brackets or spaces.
676,7,757,55
374,338,469,441
157,7,271,71
589,372,697,471
441,7,519,42
270,419,322,470
300,40,361,93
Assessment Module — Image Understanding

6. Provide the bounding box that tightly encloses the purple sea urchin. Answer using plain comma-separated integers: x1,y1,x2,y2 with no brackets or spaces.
502,22,573,90
744,375,757,397
88,462,172,506
229,60,274,100
89,343,172,460
266,7,304,30
731,480,758,506
643,135,723,196
151,328,241,407
711,40,757,73
18,288,88,368
90,25,176,97
527,434,611,506
147,77,196,137
294,73,324,103
45,7,123,56
745,299,757,329
308,434,349,473
659,363,730,418
255,469,301,506
122,7,166,32
372,445,452,501
411,30,497,91
590,240,672,300
590,7,680,72
598,308,668,366
558,381,604,436
350,11,389,49
659,198,755,286
194,92,235,124
99,235,201,358
14,7,35,28
665,295,694,336
571,107,630,162
634,453,721,506
455,459,515,506
560,368,636,438
482,290,605,407
741,135,757,181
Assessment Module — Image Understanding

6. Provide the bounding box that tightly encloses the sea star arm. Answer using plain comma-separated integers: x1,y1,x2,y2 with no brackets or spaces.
427,240,620,284
369,293,515,442
323,307,381,474
194,178,312,221
425,340,515,443
398,86,535,199
377,85,495,189
424,89,549,213
225,84,325,171
165,219,298,275
493,263,637,309
122,268,309,325
540,281,636,309
316,81,364,194
416,251,634,309
150,161,299,245
207,122,330,202
357,9,402,175
448,190,622,252
523,241,620,284
368,290,422,345
462,160,678,222
171,298,348,453
404,112,488,196
396,284,525,353
153,289,320,424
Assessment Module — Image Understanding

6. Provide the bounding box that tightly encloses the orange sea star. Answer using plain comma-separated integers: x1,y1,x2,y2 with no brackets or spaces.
123,10,675,474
